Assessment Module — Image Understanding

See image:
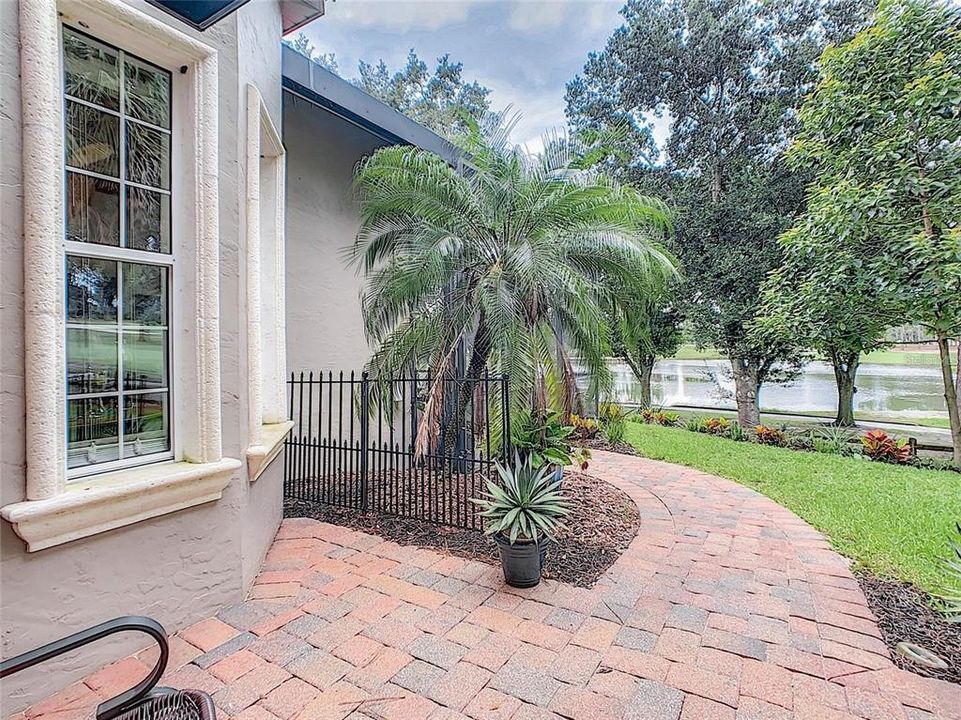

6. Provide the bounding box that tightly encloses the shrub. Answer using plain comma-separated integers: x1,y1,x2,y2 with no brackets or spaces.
940,523,961,622
656,411,680,426
512,410,581,469
813,438,841,454
569,414,599,440
704,417,731,435
640,408,659,424
604,417,626,444
684,417,705,433
861,429,912,464
598,403,628,444
811,426,855,456
728,423,750,442
755,425,788,447
914,456,961,474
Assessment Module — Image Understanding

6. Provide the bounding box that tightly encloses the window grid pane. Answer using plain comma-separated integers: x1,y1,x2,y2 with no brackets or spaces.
63,24,173,476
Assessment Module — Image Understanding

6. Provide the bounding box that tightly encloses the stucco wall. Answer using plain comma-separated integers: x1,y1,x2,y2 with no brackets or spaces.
0,0,288,712
284,92,388,375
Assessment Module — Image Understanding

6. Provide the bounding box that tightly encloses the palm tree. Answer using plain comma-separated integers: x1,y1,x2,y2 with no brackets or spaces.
346,117,676,452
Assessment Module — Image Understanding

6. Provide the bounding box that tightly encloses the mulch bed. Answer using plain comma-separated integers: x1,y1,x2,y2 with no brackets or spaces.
284,470,640,587
578,437,640,456
856,570,961,684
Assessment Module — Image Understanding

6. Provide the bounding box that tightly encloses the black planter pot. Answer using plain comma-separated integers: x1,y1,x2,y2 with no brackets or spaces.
494,535,549,588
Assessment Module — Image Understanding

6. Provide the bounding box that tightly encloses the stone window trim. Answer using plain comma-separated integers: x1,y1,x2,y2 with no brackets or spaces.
245,84,293,481
1,0,240,552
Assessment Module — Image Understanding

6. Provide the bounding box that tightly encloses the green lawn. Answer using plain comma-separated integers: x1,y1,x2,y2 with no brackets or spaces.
623,423,961,597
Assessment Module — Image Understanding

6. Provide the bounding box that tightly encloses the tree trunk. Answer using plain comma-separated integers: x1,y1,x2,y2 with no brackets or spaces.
956,340,960,437
830,350,860,427
936,331,961,466
440,318,492,458
638,354,655,409
731,358,761,429
624,352,656,408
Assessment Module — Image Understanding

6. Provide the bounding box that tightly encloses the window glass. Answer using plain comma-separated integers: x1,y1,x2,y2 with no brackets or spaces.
62,27,173,475
126,187,171,254
62,26,120,110
124,57,170,129
123,262,167,326
67,328,118,395
122,329,167,390
123,393,170,458
65,101,120,177
67,256,118,323
67,397,120,469
66,172,120,246
126,123,170,190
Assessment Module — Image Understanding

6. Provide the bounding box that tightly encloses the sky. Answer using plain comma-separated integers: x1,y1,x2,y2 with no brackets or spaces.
293,0,635,153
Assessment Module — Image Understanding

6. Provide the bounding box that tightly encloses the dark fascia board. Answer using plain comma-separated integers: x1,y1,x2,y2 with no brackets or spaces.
144,0,253,31
281,44,459,166
281,0,325,34
144,0,322,32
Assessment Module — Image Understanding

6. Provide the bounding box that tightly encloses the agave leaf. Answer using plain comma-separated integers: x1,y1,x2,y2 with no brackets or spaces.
895,642,949,670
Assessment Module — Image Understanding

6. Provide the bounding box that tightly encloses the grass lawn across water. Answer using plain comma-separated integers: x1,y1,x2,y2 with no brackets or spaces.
624,422,961,598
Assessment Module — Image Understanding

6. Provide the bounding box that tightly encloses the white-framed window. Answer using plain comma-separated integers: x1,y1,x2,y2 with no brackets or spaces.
62,26,174,477
1,0,240,553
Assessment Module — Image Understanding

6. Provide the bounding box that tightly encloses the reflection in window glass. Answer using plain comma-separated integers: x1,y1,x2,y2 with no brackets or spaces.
67,328,118,395
126,187,170,253
123,329,167,390
124,56,170,129
65,101,120,177
67,397,120,469
123,263,167,326
126,122,170,190
123,393,169,458
62,26,120,110
67,256,118,323
65,256,170,471
66,172,120,246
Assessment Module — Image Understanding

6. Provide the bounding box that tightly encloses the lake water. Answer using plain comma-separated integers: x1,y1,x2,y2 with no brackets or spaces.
608,359,947,418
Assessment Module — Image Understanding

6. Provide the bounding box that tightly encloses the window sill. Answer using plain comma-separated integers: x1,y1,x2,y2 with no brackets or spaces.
0,458,242,552
246,421,294,481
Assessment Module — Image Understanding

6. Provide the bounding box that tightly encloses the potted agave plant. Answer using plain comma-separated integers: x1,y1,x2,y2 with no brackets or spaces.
511,410,591,485
472,455,570,588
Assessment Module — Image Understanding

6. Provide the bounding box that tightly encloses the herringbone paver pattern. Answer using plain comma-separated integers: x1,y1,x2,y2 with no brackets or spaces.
18,451,961,720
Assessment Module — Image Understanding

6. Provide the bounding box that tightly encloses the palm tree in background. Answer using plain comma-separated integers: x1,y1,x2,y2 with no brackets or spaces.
346,116,676,452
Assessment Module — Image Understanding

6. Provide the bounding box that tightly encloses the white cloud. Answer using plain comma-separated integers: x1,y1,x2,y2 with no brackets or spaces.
323,0,477,31
487,84,569,150
508,1,568,32
584,0,621,33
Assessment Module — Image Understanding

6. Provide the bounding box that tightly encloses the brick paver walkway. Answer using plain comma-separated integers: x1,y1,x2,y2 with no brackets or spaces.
17,451,961,720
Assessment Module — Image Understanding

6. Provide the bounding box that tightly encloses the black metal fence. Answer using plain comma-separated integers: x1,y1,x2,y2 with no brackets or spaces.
283,371,510,530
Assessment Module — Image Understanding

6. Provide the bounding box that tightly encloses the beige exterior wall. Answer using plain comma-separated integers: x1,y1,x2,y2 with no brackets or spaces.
284,91,388,375
0,0,289,712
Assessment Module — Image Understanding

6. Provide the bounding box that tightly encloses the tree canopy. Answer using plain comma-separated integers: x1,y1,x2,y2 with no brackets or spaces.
283,34,491,139
566,0,872,426
786,0,961,456
347,119,676,440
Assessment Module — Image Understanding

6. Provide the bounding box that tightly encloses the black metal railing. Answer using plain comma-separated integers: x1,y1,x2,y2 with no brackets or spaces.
284,371,510,530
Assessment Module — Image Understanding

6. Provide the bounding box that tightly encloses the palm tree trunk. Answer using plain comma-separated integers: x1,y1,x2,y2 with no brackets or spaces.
935,331,961,466
830,349,860,427
440,316,493,458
